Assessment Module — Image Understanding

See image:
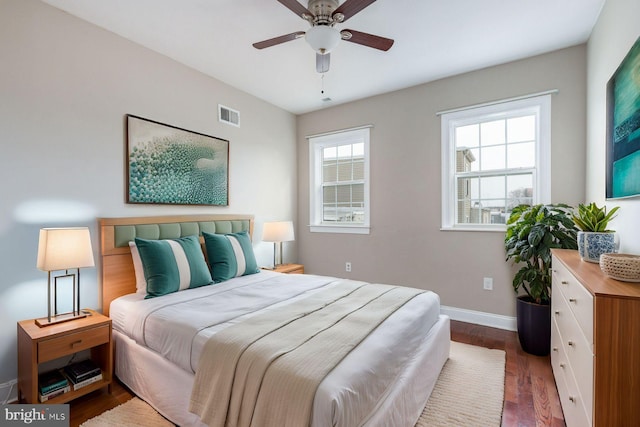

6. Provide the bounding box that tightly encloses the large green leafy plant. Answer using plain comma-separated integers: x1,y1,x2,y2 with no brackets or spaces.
505,204,578,304
572,202,619,232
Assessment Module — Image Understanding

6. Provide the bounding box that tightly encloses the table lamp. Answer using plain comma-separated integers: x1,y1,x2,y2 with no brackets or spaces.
262,221,295,268
36,227,95,327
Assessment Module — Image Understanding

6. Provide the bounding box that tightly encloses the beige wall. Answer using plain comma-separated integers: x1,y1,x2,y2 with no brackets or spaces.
0,0,297,385
297,45,587,319
586,0,640,253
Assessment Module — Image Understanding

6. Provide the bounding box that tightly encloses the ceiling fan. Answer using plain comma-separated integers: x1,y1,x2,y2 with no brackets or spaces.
253,0,394,73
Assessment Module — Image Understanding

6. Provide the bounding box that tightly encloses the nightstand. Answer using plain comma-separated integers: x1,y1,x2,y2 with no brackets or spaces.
17,309,112,404
272,263,304,274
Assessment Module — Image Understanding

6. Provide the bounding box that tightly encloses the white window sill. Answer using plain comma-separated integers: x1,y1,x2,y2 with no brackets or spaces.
440,225,506,233
309,225,370,235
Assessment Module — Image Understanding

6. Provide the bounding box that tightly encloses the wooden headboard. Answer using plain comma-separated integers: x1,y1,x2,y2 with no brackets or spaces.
99,214,254,316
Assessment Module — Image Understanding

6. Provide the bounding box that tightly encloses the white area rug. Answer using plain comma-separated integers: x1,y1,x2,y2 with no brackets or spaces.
80,397,173,427
416,341,506,426
81,341,505,427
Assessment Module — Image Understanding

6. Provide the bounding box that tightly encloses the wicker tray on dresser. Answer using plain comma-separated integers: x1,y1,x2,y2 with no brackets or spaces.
551,249,640,427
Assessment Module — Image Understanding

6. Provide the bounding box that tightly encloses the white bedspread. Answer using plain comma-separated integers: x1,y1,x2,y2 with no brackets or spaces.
110,270,443,426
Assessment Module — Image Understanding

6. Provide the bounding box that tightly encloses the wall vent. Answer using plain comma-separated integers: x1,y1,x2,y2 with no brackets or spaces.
218,104,240,127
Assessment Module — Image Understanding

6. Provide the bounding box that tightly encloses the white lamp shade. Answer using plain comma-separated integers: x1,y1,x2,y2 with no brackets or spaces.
37,227,95,271
305,26,341,54
262,221,295,243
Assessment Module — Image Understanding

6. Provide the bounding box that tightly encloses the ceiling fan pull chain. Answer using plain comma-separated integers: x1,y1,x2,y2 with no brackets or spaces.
321,73,324,94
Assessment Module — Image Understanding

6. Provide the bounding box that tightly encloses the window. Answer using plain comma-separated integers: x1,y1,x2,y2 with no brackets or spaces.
441,95,551,231
309,127,370,234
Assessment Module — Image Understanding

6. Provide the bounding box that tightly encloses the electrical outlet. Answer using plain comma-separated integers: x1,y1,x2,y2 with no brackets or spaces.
483,277,493,290
345,262,352,272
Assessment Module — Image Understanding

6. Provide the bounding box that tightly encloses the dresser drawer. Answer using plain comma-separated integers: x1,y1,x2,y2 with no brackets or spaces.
551,320,592,427
552,286,593,415
38,324,110,363
552,257,594,344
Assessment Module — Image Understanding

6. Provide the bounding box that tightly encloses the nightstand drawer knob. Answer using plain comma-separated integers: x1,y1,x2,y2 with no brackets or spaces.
568,340,575,347
569,396,576,403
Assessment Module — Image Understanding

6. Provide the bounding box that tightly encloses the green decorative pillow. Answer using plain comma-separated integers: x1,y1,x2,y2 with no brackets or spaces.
134,235,213,299
202,231,260,283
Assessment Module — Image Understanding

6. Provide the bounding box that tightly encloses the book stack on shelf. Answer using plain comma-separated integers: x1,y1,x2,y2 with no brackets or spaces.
63,359,102,391
38,370,70,402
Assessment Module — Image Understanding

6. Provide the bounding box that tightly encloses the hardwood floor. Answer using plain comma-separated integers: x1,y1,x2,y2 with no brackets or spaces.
451,320,565,427
68,320,565,426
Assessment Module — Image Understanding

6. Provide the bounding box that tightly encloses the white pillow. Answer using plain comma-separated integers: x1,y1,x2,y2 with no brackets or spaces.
129,241,147,294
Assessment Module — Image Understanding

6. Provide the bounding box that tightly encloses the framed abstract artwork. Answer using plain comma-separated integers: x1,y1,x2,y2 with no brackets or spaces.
606,36,640,199
126,115,229,205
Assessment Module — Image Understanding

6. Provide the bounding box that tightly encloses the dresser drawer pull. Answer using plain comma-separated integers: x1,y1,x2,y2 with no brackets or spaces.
568,340,575,347
561,280,569,285
554,310,560,315
569,396,576,403
552,347,558,352
71,340,83,348
569,298,577,303
560,363,566,368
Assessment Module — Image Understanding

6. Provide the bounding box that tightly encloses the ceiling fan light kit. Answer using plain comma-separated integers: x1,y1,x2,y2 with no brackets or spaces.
305,25,341,54
254,0,393,73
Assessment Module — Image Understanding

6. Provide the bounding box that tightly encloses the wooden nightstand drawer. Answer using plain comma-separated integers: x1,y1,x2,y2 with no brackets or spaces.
38,324,110,363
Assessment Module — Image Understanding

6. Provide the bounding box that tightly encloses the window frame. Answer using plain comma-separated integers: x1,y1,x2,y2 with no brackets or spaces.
441,95,551,232
309,127,371,234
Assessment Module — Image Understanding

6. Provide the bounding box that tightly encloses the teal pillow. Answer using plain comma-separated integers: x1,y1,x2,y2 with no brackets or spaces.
134,235,213,299
202,231,260,283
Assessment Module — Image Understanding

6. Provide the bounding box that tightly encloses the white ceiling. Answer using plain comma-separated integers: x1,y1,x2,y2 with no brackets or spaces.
41,0,605,115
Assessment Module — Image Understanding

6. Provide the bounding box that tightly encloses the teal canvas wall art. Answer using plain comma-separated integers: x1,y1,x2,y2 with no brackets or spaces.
607,37,640,199
127,115,229,205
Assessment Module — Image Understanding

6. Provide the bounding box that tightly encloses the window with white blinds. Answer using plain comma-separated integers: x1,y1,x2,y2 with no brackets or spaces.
309,127,370,234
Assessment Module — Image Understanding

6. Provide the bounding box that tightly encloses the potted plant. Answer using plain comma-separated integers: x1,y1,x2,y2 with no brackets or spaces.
572,202,620,263
505,204,578,356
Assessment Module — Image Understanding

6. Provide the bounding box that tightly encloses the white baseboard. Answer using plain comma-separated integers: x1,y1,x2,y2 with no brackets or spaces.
441,305,517,331
0,379,17,404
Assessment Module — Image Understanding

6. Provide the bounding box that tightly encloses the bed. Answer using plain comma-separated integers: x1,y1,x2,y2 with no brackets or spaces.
99,214,450,427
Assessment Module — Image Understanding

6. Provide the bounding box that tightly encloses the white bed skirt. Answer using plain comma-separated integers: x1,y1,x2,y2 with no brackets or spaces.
114,315,450,427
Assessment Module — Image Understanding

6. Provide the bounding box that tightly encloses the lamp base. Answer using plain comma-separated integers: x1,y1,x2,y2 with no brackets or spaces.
35,310,89,327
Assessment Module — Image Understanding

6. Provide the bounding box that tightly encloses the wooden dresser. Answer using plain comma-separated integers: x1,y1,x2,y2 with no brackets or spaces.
551,249,640,426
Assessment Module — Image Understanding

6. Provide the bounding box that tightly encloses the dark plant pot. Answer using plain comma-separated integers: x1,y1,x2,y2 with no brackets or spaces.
516,295,551,356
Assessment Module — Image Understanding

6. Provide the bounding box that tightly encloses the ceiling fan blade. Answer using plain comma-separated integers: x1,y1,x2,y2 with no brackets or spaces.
333,0,376,22
341,29,394,51
316,53,330,73
253,31,305,49
277,0,313,19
